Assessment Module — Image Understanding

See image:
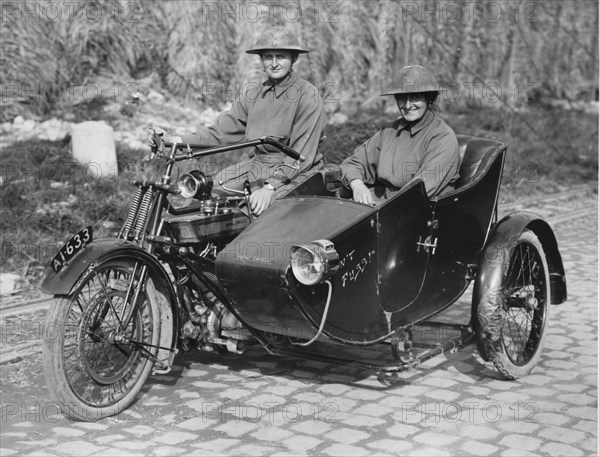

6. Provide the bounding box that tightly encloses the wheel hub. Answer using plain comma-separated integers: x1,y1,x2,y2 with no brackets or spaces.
104,329,128,345
509,285,538,311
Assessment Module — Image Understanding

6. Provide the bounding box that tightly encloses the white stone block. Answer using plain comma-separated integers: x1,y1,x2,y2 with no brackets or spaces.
0,273,21,295
71,121,118,179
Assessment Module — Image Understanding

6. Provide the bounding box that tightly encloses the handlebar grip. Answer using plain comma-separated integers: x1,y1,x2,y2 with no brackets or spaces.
279,144,305,162
263,137,304,162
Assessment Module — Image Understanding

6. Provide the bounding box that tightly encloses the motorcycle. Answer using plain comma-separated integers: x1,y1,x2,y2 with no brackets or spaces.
41,131,566,421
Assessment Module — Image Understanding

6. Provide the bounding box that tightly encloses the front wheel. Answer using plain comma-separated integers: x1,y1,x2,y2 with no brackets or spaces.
473,230,550,379
44,259,160,421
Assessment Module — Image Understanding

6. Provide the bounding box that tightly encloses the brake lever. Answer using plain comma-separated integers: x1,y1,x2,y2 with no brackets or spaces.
243,180,253,222
148,127,165,158
242,180,251,195
218,181,246,195
280,161,300,170
218,181,254,220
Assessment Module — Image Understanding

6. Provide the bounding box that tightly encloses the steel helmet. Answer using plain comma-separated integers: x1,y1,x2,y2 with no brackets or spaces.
246,26,309,55
381,65,443,96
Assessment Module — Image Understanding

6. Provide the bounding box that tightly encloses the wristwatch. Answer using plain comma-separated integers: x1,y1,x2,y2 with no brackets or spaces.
264,182,276,191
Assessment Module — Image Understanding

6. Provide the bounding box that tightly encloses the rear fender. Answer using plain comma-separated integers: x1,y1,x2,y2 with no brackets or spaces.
474,212,567,307
41,238,179,363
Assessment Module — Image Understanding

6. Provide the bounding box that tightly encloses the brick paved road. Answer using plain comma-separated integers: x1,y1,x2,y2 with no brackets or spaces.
1,213,597,456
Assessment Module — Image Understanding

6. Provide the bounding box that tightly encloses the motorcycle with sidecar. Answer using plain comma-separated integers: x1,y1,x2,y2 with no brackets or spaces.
41,132,566,421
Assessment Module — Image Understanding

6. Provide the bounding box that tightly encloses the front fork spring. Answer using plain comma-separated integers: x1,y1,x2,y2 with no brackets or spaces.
119,186,145,239
132,188,154,241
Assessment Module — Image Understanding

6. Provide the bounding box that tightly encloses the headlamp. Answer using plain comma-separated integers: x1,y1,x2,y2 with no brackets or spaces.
177,170,213,200
290,240,339,286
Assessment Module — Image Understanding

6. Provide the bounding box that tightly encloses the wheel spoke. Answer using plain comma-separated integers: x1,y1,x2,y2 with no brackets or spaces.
93,341,114,370
499,239,548,366
503,307,533,362
96,274,127,332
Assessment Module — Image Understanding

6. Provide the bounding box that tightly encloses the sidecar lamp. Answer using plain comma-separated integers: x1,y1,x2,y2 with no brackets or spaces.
290,240,340,286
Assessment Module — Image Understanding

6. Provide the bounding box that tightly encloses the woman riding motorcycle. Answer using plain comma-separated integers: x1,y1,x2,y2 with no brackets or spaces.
167,26,325,215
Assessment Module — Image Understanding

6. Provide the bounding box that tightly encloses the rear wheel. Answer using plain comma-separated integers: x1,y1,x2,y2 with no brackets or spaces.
44,259,160,421
473,230,550,379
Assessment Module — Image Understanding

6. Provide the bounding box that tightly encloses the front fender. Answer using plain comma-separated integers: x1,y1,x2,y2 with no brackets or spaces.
41,238,179,363
474,211,567,306
42,238,141,295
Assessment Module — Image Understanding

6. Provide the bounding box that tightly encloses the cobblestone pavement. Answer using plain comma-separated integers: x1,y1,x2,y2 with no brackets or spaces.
0,213,597,456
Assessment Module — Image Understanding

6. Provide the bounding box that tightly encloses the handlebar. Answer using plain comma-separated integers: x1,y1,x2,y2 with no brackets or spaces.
160,136,306,163
261,137,304,162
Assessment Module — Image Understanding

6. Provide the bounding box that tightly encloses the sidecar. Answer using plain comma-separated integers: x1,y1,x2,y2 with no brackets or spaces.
214,134,567,379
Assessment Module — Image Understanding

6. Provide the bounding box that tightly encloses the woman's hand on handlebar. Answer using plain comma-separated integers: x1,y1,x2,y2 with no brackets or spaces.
249,186,275,216
148,127,182,150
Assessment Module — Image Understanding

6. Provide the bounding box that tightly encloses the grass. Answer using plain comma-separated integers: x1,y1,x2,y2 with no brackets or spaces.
1,105,597,294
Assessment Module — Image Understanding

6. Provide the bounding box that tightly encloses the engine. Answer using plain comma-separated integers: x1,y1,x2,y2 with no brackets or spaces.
178,286,252,355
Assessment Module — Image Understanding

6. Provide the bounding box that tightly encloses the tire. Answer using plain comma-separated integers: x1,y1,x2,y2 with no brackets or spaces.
473,230,550,379
43,259,160,421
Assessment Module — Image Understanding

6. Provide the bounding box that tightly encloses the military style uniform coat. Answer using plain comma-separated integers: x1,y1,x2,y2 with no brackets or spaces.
181,71,325,196
341,109,460,200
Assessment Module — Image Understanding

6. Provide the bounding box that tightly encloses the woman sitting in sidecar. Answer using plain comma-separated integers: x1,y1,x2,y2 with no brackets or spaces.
341,65,461,204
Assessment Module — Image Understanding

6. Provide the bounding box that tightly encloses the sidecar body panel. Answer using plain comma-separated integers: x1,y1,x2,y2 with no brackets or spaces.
389,142,506,327
216,134,564,345
216,167,502,344
216,197,390,341
376,182,432,314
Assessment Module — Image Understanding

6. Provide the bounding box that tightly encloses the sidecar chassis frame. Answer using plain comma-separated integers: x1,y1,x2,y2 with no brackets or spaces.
265,320,475,377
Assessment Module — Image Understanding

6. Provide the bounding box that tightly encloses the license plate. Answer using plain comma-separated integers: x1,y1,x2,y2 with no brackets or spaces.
51,226,93,273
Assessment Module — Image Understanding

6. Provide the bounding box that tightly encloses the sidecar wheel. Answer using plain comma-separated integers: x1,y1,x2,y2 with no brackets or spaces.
473,230,550,379
43,260,160,421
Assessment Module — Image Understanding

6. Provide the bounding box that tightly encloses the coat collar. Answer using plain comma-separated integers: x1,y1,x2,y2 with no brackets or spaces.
397,108,435,135
261,71,298,98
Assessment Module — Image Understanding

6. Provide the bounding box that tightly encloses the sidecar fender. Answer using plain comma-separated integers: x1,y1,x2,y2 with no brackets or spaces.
474,211,567,307
41,238,179,363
